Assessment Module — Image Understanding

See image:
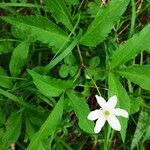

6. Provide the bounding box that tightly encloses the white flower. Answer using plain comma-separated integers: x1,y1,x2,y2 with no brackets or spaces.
87,95,128,133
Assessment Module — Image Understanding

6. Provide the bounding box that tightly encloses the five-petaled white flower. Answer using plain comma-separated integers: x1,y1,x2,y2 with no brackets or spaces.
87,95,128,133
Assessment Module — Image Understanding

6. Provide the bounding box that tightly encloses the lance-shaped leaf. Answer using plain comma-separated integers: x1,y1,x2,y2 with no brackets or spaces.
116,65,150,91
0,66,13,89
46,0,73,30
67,90,94,133
79,0,129,47
28,70,73,97
2,16,69,49
110,24,150,69
2,112,22,149
27,95,64,150
108,73,130,142
9,41,29,77
131,111,150,150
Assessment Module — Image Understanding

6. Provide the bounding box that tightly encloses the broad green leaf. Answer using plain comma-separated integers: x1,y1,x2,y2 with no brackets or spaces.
46,0,73,30
2,112,22,149
131,111,150,150
9,41,29,77
28,70,73,97
27,95,64,150
67,90,94,133
110,24,150,69
116,65,150,91
79,0,129,47
108,73,130,142
0,66,13,89
2,16,69,49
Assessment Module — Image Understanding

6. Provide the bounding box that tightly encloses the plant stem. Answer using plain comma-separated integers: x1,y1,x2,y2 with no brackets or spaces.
129,0,136,38
91,78,101,96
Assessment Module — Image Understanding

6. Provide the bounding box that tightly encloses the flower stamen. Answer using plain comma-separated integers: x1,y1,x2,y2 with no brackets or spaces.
103,110,110,117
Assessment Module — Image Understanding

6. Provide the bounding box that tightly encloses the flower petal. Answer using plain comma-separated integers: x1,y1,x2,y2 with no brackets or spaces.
113,108,128,118
95,95,106,108
94,116,106,133
107,115,121,131
106,95,117,109
87,109,101,121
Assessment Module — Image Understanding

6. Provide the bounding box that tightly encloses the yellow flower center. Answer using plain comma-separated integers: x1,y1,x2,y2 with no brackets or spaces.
103,110,110,116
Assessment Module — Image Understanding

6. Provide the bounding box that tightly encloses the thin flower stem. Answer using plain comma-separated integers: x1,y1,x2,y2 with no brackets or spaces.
104,125,112,150
77,44,84,65
139,52,143,95
91,78,101,96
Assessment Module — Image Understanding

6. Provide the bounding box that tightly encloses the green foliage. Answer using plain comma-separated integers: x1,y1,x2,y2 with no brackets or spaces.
89,56,100,68
45,0,73,30
0,0,150,149
59,53,79,78
9,41,29,77
43,34,80,73
108,73,130,141
28,70,73,97
117,65,150,91
28,95,64,150
0,67,13,89
2,16,69,49
67,90,94,133
80,0,130,47
0,41,13,54
2,112,22,149
59,64,69,78
87,2,100,16
110,24,150,69
131,111,150,150
130,96,140,115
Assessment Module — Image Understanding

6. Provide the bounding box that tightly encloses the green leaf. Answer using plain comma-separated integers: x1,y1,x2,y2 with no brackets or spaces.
2,112,22,149
59,64,69,78
89,56,100,67
85,68,105,81
43,31,81,73
131,111,150,150
0,41,13,54
2,16,69,49
25,118,36,140
0,88,37,111
116,65,150,91
67,90,94,133
110,24,150,69
64,53,76,65
0,66,13,89
69,65,78,77
108,73,130,142
79,0,129,47
87,2,100,16
9,41,29,77
27,95,64,150
130,96,140,115
46,0,73,30
28,70,73,97
0,108,5,126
